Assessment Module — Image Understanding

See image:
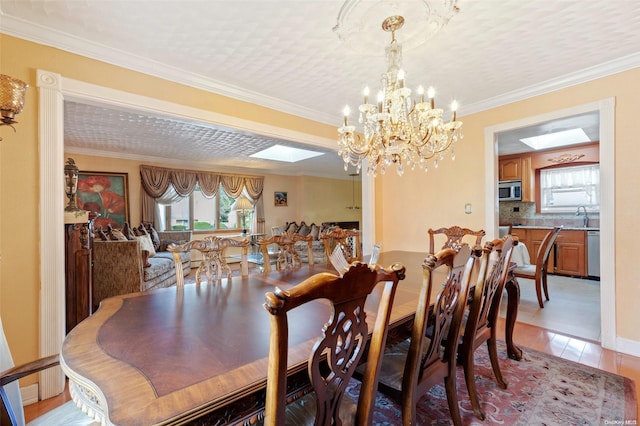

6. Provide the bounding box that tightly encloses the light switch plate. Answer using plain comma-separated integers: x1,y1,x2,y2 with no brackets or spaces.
464,203,472,214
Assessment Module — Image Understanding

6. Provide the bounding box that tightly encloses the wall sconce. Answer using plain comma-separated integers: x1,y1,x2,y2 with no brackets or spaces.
0,74,29,140
64,158,81,212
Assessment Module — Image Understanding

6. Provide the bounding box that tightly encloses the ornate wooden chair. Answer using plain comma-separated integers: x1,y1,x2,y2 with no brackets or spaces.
320,227,361,263
168,236,250,285
513,226,562,308
458,236,514,421
365,244,474,426
428,226,486,254
1,317,98,426
262,261,406,425
258,232,313,273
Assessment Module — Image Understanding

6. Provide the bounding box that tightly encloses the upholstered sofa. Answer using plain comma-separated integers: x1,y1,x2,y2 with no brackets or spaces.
276,221,345,261
93,230,192,307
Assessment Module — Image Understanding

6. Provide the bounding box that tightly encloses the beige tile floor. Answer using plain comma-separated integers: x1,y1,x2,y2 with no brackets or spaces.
499,274,601,341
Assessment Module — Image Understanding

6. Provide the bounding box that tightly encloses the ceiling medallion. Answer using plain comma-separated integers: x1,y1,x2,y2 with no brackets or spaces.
333,0,460,54
336,9,462,176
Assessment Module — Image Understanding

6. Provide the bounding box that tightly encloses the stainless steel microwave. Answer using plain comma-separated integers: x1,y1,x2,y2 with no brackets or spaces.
498,180,522,201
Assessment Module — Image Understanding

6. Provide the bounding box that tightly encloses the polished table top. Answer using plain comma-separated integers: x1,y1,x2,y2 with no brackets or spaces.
61,251,436,425
61,250,522,425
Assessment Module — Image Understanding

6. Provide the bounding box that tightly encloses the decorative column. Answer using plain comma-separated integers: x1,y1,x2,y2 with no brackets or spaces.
37,69,66,398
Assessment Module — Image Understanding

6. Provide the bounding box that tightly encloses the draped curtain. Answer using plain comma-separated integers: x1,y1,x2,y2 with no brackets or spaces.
244,176,265,233
139,165,264,229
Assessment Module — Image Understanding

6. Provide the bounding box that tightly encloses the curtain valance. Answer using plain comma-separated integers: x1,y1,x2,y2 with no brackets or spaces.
140,165,264,200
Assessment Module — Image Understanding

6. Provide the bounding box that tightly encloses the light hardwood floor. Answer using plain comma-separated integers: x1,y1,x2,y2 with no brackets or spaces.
499,274,601,341
23,318,640,422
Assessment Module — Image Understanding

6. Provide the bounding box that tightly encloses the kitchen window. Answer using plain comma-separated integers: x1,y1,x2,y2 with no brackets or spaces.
540,164,599,213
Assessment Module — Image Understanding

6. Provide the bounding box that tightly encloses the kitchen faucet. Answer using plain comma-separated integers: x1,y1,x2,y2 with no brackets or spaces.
576,206,589,227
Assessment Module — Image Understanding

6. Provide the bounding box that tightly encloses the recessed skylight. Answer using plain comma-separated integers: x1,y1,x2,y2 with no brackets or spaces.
250,144,324,163
520,128,590,150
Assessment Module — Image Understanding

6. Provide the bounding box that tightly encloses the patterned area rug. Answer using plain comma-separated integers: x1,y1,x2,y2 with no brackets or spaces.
346,341,637,425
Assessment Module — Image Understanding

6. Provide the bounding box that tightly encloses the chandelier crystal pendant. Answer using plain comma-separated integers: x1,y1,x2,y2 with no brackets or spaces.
337,15,463,177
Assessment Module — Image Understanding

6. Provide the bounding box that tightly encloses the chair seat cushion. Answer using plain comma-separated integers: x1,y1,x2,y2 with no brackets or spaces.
513,264,536,277
27,400,99,426
282,391,357,426
356,338,422,393
375,339,410,392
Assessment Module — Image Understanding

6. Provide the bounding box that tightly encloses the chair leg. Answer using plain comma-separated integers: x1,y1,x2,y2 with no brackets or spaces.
463,347,486,421
401,392,418,426
445,368,463,426
535,277,544,308
542,271,550,301
487,337,507,389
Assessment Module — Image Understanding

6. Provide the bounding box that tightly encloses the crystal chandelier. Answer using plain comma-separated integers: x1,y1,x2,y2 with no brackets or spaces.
337,15,463,177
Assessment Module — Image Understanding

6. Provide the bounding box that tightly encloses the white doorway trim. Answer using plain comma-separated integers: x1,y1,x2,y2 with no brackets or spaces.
484,98,616,349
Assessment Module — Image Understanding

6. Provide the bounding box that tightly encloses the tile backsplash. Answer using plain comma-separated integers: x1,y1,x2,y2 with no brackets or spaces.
499,201,600,228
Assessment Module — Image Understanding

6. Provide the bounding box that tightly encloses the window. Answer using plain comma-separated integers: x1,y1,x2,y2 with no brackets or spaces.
540,164,599,213
158,184,248,231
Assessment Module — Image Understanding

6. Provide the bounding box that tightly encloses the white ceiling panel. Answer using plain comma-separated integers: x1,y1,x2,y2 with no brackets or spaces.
2,0,639,177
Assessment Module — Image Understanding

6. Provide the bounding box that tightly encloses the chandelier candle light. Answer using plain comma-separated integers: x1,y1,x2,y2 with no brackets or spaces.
337,15,463,176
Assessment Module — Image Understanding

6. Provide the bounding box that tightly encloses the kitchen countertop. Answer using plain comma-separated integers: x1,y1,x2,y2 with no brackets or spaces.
510,225,600,231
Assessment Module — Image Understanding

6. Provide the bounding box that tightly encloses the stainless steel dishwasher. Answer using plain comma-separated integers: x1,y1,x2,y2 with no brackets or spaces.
587,230,600,279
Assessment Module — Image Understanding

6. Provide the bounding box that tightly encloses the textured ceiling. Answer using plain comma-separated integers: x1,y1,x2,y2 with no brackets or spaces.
62,101,340,177
2,0,639,177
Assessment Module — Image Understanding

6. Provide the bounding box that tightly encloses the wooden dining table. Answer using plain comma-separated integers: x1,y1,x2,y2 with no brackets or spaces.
60,250,522,425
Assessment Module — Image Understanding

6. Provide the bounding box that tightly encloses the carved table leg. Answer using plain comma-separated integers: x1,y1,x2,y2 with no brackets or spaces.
505,272,523,361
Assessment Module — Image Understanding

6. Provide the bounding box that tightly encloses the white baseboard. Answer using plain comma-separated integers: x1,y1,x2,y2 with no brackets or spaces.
616,336,640,358
21,383,39,406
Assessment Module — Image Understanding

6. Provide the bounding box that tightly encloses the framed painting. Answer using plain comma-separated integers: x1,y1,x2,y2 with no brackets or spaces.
274,191,288,207
77,171,130,229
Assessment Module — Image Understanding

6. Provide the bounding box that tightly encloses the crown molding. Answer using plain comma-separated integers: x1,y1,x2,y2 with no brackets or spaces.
0,13,336,125
4,13,640,124
459,52,640,117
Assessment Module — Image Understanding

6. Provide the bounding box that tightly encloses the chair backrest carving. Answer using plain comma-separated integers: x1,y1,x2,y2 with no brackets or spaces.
428,226,485,254
401,244,474,423
263,262,406,425
258,231,313,273
320,227,361,263
465,236,514,347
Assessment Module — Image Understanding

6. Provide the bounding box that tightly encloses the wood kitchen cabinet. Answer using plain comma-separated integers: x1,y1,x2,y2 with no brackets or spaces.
509,227,587,277
499,157,522,181
498,155,534,202
554,229,586,277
